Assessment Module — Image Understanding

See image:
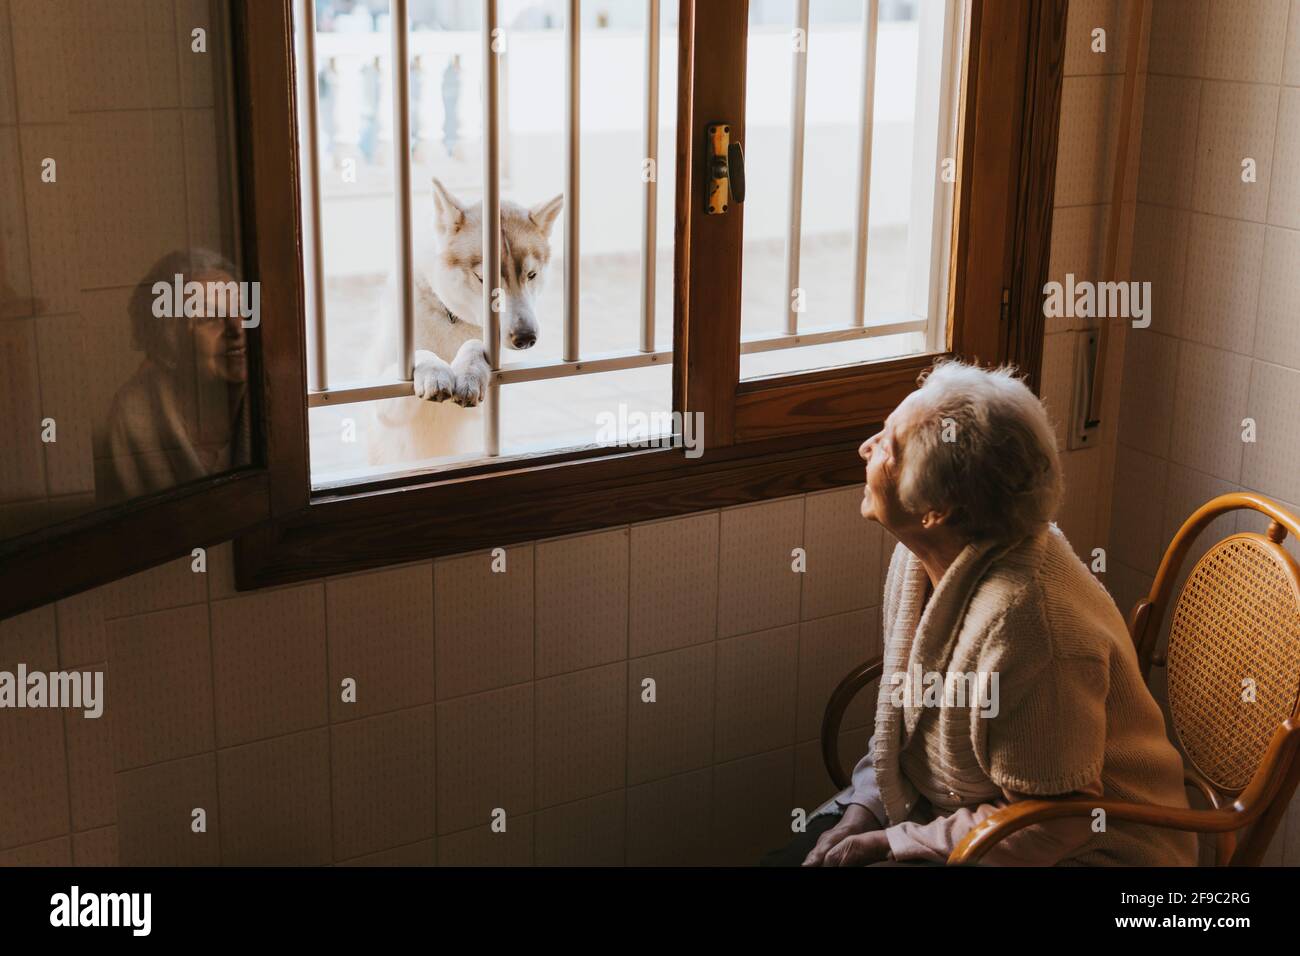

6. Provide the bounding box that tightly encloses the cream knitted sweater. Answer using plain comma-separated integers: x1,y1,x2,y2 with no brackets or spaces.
821,524,1198,866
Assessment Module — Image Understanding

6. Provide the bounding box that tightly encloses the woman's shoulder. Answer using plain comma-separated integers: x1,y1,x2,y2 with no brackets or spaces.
975,528,1121,663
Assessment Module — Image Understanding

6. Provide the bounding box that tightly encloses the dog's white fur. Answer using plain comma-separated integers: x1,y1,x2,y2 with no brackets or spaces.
367,179,562,466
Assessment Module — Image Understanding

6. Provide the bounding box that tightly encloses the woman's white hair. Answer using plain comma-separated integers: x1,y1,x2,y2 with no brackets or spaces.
895,359,1063,544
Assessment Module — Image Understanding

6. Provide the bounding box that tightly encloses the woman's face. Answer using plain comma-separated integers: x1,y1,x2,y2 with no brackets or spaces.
858,397,921,536
188,271,248,385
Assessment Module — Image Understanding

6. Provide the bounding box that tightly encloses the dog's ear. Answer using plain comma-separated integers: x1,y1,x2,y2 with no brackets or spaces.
431,177,467,235
529,194,564,236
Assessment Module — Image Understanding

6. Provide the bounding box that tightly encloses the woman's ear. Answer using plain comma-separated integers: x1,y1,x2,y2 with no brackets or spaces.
921,507,956,529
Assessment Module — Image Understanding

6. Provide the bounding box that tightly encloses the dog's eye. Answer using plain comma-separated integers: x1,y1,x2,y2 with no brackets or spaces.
527,270,537,281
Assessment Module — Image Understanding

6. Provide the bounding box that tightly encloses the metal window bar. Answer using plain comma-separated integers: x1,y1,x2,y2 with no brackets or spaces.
392,0,415,381
640,0,660,354
564,0,581,363
483,0,502,456
784,0,810,336
850,0,879,328
299,0,329,393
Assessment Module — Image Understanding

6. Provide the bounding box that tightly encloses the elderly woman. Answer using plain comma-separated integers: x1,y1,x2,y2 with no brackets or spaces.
766,360,1196,867
104,248,251,502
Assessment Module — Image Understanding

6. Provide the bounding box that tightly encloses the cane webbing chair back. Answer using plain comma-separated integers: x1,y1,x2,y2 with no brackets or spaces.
1165,533,1300,793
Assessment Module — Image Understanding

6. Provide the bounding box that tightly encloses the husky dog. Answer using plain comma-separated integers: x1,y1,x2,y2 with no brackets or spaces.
368,178,563,466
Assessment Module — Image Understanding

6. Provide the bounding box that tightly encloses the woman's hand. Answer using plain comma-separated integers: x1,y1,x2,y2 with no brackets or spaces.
802,804,881,866
822,829,893,866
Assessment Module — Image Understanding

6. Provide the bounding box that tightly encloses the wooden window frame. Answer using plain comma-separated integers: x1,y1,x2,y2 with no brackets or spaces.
0,0,1066,616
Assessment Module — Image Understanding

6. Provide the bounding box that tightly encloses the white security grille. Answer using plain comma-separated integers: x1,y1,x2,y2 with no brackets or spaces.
299,0,962,460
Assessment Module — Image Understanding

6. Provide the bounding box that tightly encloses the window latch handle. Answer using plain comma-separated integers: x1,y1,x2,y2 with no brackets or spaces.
704,122,743,214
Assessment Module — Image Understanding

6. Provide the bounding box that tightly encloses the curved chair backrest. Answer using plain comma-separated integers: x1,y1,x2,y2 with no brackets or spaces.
1128,492,1300,865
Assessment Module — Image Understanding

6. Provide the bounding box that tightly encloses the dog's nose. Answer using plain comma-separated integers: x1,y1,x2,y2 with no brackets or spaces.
510,331,536,350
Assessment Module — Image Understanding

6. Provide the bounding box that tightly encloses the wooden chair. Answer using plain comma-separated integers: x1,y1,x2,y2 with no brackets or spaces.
819,492,1300,866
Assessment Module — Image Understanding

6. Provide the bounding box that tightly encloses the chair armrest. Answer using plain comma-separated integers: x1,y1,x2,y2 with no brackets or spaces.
946,797,1247,865
821,655,883,790
949,718,1300,865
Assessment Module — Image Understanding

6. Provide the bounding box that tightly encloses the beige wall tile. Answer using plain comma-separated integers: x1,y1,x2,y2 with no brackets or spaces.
628,512,718,656
330,705,437,861
0,701,67,851
535,528,628,678
535,662,626,808
1285,0,1300,86
795,610,879,742
116,752,219,865
1046,204,1109,334
1191,82,1278,222
0,836,71,866
1130,203,1189,339
1268,88,1300,229
337,838,436,866
534,789,625,866
1160,463,1239,574
1254,226,1300,370
325,562,434,722
434,546,532,699
1180,214,1263,353
437,814,533,866
1055,75,1123,207
1242,360,1300,503
1168,341,1251,482
0,602,55,667
0,0,16,125
0,320,46,503
1059,446,1103,558
106,554,207,619
1138,76,1201,207
210,584,327,746
64,694,114,831
35,314,94,497
0,126,33,317
1063,0,1129,77
626,768,712,866
71,825,118,866
794,728,870,819
217,728,332,865
1040,331,1077,450
1147,0,1209,77
711,748,794,866
1201,0,1289,83
714,625,798,762
106,603,213,770
8,0,71,122
72,110,188,291
1118,329,1180,458
626,643,714,786
435,683,533,834
717,498,803,638
1109,443,1170,574
800,487,882,621
20,124,79,317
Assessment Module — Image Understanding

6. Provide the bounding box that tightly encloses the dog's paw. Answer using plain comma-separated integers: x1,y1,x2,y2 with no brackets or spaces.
451,361,489,407
413,355,455,402
450,340,490,407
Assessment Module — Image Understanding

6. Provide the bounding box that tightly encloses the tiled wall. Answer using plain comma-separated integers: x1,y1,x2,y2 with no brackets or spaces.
1038,0,1141,566
0,488,892,866
1098,0,1300,865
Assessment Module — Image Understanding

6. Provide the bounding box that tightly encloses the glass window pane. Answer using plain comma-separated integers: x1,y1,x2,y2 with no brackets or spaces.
739,0,963,381
0,1,249,542
305,0,678,488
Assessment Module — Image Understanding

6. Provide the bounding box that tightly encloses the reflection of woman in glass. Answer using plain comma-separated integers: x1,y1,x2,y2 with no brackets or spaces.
105,248,251,502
